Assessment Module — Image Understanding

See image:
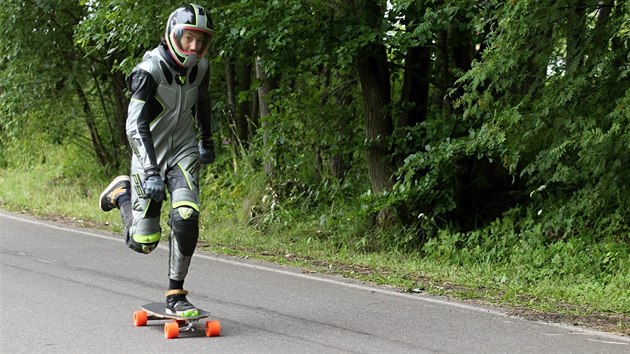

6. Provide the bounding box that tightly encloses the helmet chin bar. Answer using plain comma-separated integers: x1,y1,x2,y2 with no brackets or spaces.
169,52,197,69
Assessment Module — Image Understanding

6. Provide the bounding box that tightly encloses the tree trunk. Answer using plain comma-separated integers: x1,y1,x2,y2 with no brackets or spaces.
399,0,430,130
449,13,474,117
75,82,108,167
356,42,394,194
224,56,239,147
436,29,452,117
400,45,430,129
567,0,586,68
237,57,253,146
330,79,354,180
109,70,129,154
255,56,275,180
250,88,260,139
585,0,613,71
355,0,394,194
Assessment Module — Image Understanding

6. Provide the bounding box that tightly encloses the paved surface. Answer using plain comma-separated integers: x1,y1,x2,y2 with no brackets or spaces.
1,210,628,353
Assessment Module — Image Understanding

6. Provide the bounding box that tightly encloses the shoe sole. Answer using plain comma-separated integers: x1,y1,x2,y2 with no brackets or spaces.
99,175,130,211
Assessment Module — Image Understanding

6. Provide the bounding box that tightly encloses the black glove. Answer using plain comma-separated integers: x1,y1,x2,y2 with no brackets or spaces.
199,140,215,164
143,174,165,202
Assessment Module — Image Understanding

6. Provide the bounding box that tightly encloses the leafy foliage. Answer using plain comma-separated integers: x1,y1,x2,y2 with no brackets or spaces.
453,0,630,238
0,1,628,297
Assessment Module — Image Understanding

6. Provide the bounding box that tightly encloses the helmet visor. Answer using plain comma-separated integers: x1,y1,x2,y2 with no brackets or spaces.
171,26,212,58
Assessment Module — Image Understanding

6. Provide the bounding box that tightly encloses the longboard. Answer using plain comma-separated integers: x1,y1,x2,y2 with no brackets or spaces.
133,302,221,339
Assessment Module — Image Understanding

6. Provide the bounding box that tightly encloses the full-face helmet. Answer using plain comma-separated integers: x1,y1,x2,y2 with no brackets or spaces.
164,4,213,69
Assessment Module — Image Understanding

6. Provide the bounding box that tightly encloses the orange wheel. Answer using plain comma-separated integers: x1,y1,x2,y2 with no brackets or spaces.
205,320,221,337
133,310,148,327
164,321,179,339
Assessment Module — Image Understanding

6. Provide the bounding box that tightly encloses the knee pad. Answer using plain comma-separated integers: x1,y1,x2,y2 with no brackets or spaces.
169,206,199,256
125,219,162,254
126,194,162,254
126,234,160,254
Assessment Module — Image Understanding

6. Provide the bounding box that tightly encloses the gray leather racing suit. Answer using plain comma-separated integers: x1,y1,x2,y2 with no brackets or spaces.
124,44,212,282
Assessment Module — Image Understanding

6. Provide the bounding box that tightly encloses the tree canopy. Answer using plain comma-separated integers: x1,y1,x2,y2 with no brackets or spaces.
1,0,629,242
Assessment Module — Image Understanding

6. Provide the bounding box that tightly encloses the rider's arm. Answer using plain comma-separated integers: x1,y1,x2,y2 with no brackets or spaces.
126,69,161,177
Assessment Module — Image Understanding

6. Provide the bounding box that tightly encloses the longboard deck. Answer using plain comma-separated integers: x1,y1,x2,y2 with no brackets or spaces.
140,302,209,321
134,302,221,339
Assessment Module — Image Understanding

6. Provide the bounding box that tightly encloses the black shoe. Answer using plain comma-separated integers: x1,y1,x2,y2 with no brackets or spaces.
99,176,130,212
165,290,199,317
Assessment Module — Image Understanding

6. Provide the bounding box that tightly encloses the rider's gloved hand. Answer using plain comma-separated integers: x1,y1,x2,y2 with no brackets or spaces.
143,172,165,202
199,140,215,164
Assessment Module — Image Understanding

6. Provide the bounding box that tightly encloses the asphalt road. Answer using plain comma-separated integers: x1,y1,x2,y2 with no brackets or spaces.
1,210,628,353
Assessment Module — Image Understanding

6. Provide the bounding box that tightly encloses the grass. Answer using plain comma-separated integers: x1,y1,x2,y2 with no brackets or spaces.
1,161,629,335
